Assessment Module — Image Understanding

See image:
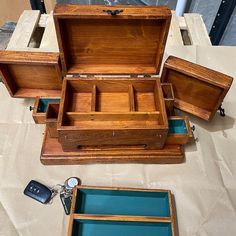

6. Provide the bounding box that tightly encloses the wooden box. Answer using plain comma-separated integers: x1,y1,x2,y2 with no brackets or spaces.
57,78,168,151
68,186,176,236
161,56,233,121
0,51,62,98
32,96,60,124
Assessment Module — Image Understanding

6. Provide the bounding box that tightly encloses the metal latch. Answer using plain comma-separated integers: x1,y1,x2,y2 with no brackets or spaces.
103,9,124,16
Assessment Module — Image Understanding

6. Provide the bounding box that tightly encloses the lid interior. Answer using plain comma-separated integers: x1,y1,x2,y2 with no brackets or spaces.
54,5,171,75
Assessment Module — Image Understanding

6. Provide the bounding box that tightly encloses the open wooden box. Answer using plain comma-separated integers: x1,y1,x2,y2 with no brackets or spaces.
39,4,233,165
68,186,176,236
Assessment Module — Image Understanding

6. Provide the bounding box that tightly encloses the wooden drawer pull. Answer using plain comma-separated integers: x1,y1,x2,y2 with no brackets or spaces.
103,9,124,16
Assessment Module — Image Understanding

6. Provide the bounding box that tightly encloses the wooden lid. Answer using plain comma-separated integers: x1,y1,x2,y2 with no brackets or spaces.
0,51,62,98
161,56,233,121
53,4,171,75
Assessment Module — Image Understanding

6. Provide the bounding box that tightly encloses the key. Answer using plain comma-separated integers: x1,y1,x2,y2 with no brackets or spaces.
24,180,53,204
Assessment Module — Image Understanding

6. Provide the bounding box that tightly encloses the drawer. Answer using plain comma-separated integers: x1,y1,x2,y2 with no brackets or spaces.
32,97,60,124
166,116,193,145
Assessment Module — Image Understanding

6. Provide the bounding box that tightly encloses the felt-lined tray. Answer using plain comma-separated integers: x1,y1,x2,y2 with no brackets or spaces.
68,186,176,236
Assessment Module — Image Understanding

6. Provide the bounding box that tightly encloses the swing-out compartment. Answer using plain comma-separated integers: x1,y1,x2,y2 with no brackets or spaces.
32,97,60,124
71,219,172,236
74,188,170,217
166,116,192,145
58,78,168,152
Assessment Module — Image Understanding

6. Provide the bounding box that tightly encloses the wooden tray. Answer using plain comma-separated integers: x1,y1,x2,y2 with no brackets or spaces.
53,5,171,75
68,186,176,236
0,51,62,98
57,78,168,151
40,129,184,165
161,56,233,121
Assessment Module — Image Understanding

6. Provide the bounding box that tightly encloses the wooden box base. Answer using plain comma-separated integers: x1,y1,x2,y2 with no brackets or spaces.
40,130,184,165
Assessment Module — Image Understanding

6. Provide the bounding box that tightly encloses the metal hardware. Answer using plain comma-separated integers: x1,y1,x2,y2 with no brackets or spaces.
29,106,34,111
191,125,195,132
103,9,124,16
218,105,225,117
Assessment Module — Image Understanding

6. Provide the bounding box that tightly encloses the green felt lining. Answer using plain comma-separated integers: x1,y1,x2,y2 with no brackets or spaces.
72,220,172,236
37,98,60,113
168,119,187,134
75,189,170,217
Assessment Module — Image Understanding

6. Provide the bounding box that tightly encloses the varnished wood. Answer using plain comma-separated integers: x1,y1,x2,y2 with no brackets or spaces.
161,56,233,121
57,78,168,151
68,186,176,236
32,96,60,124
40,130,184,165
0,51,62,98
45,102,60,138
53,5,171,75
166,116,193,145
161,83,175,116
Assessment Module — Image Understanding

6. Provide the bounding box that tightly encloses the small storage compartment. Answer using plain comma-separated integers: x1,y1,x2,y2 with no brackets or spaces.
32,97,60,124
74,188,170,217
58,78,168,151
161,83,174,116
71,220,172,236
166,116,192,145
45,102,60,137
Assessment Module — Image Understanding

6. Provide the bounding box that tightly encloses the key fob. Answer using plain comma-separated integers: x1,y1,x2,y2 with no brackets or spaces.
60,193,72,215
24,180,52,204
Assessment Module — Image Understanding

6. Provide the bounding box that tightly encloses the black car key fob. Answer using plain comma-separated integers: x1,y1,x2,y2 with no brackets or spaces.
60,193,72,215
24,180,53,204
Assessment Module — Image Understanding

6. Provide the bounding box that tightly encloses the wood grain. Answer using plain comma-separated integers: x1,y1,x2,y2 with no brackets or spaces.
0,51,62,98
54,5,171,75
57,78,168,151
161,56,233,121
40,129,184,165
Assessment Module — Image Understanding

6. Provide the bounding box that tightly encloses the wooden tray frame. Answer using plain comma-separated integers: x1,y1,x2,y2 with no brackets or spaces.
68,186,176,236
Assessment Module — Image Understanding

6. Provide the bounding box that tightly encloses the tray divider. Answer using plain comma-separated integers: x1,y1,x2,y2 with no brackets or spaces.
65,111,160,121
128,84,135,111
72,213,172,223
91,85,97,112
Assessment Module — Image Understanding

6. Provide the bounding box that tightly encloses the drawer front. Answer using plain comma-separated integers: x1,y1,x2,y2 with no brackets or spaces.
58,129,168,152
166,116,193,145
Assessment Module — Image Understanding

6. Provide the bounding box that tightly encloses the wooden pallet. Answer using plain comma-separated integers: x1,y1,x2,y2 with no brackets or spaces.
167,12,212,46
6,10,58,52
5,10,211,54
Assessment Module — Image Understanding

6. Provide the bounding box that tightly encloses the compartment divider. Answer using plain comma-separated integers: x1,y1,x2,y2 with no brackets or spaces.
91,85,97,112
128,84,135,111
65,112,160,121
72,214,172,223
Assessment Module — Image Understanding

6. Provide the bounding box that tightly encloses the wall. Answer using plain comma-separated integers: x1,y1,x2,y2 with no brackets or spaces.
0,0,55,26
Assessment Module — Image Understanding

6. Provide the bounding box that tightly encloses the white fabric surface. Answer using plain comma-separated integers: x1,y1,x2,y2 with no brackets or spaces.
0,46,236,236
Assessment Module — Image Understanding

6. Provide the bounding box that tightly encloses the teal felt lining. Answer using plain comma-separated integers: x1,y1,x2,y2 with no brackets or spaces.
72,219,172,236
168,119,187,134
75,189,170,217
37,98,60,113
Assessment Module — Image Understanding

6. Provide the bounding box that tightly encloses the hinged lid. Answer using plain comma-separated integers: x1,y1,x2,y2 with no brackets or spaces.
0,51,62,98
161,56,233,121
53,4,171,75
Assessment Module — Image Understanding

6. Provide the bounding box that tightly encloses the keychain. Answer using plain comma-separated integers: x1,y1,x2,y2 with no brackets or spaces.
24,177,81,215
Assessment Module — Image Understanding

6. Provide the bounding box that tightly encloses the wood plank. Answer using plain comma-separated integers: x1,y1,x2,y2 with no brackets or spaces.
7,10,40,50
91,85,97,112
184,13,212,46
167,13,183,46
128,85,135,111
73,214,172,223
40,12,59,52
